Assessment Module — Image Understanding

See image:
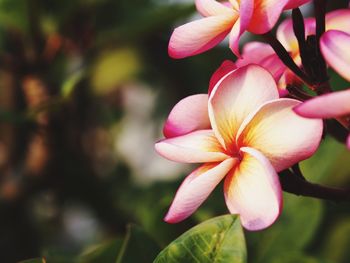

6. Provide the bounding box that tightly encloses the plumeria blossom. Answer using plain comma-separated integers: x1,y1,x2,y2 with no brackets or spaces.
235,42,288,96
168,0,311,59
156,65,323,230
234,9,350,95
319,12,350,83
294,20,350,150
277,9,350,63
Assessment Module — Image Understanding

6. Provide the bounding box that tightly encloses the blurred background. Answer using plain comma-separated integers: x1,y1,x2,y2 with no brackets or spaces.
0,0,349,262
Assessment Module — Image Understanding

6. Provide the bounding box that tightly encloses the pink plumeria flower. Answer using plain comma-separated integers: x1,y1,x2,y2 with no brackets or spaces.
233,9,350,95
276,9,350,88
319,10,350,85
168,0,312,59
156,65,323,230
277,9,350,61
235,42,288,96
294,17,350,150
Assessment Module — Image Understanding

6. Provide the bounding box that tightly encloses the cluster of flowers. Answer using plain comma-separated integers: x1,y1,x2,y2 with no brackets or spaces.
155,0,350,231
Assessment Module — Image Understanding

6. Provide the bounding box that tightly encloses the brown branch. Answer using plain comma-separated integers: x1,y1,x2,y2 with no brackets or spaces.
286,84,313,101
292,8,309,70
314,0,326,42
312,0,331,94
262,32,314,88
279,170,350,202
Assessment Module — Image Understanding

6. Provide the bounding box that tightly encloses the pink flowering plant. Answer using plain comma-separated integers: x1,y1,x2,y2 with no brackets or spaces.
154,0,350,262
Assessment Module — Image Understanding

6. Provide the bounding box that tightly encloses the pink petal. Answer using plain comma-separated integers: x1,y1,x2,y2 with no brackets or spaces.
168,15,236,59
195,0,234,17
155,130,229,163
208,65,279,151
248,0,289,34
237,98,323,172
326,9,350,34
320,30,350,82
229,18,243,57
284,0,311,10
237,42,276,65
277,17,315,53
208,60,236,95
229,0,254,56
236,41,286,81
260,54,286,82
164,158,238,223
224,147,282,231
239,0,254,32
163,94,210,138
347,134,350,150
294,89,350,118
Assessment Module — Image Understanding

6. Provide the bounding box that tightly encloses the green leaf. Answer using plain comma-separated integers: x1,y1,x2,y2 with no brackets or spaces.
154,215,246,263
321,217,350,263
251,193,323,263
300,136,350,184
116,224,161,263
79,238,123,263
19,258,46,263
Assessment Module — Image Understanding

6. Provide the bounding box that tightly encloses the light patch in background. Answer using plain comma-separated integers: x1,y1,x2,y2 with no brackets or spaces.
63,203,102,246
115,83,188,185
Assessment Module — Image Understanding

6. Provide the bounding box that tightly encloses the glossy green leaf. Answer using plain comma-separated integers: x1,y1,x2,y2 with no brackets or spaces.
154,214,246,263
116,224,160,263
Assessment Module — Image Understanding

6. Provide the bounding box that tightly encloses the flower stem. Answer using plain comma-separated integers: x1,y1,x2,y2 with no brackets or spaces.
314,0,326,42
286,84,313,101
312,0,331,94
325,119,349,144
262,31,314,88
280,169,350,202
292,8,309,70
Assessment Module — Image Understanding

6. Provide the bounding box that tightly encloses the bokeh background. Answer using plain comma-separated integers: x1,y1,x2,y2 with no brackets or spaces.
0,0,349,262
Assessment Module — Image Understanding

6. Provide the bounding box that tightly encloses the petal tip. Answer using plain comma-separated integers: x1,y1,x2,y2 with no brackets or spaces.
168,43,182,59
292,103,303,115
163,121,175,138
154,141,165,155
164,211,185,224
163,214,177,224
229,42,241,58
292,101,323,119
241,196,282,231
